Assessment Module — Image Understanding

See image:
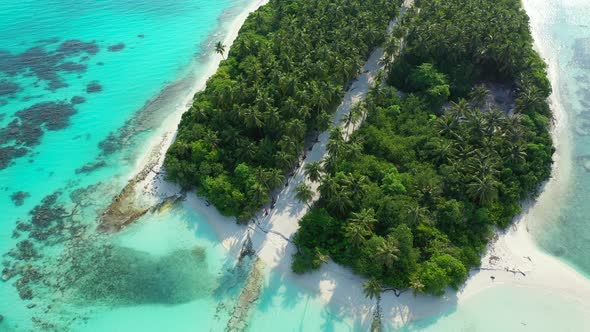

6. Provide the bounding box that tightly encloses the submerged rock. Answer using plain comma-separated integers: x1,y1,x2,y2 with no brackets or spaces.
8,240,39,261
0,101,78,168
225,258,264,332
0,39,99,91
86,81,102,93
107,43,125,52
0,80,20,96
10,191,30,206
75,160,106,174
70,96,86,105
17,284,33,300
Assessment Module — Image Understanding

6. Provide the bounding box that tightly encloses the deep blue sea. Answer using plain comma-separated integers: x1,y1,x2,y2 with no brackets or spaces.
1,0,590,331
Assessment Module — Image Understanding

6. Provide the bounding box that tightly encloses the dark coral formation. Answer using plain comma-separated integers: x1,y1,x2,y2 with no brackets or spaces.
86,81,102,93
29,192,70,232
0,101,77,169
98,133,118,155
2,191,85,305
10,191,30,206
107,43,125,52
75,160,106,174
0,39,99,91
57,40,99,56
21,95,44,102
0,80,20,97
8,240,39,261
0,146,28,169
56,62,87,73
70,96,86,104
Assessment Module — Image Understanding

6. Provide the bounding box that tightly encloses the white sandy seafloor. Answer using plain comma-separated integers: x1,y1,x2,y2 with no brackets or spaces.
114,0,590,330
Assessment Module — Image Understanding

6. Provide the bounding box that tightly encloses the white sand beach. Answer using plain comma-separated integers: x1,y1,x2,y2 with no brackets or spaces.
120,0,590,328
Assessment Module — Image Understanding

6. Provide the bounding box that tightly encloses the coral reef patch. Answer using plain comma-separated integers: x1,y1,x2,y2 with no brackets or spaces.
10,191,30,206
0,39,99,91
86,81,102,93
0,101,77,169
0,80,20,97
107,43,125,52
71,245,215,305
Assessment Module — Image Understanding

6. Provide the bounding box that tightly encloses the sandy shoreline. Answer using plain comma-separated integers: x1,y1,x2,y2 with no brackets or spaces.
122,0,590,329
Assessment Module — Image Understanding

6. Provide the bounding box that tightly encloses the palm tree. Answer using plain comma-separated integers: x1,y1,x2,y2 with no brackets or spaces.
406,205,428,226
364,278,383,332
303,161,323,183
286,119,306,140
316,173,334,198
344,222,369,248
240,108,263,129
215,41,226,59
448,98,471,120
349,208,377,230
327,127,345,157
484,108,505,137
432,139,457,164
190,104,209,122
508,143,527,163
349,173,367,196
375,239,400,269
295,182,314,208
469,84,490,108
436,114,458,137
203,130,220,149
409,279,425,295
237,141,258,161
266,168,285,189
316,111,332,132
264,108,282,132
276,151,295,171
381,36,400,70
328,190,353,217
250,182,268,205
466,175,500,205
342,103,363,138
363,278,382,301
515,82,543,113
466,109,486,140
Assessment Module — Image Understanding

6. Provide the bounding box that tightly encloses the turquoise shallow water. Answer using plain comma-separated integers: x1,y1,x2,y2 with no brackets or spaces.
403,286,590,332
525,0,590,275
2,0,590,331
0,0,255,330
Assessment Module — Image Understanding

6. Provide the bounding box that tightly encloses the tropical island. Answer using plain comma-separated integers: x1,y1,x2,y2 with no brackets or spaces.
165,0,553,298
165,0,399,221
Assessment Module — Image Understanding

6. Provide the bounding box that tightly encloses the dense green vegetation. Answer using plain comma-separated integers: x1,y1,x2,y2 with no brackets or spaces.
164,0,399,221
292,0,553,296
